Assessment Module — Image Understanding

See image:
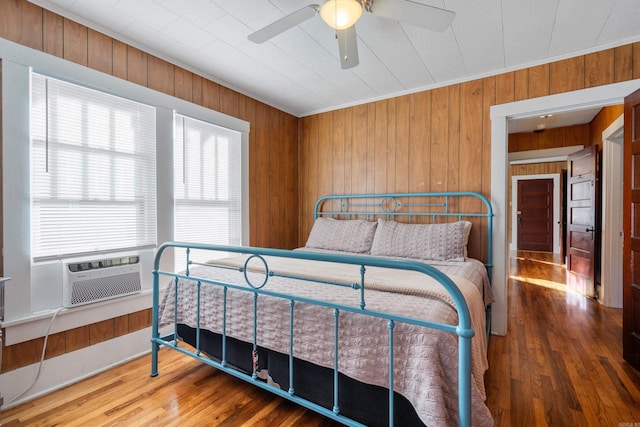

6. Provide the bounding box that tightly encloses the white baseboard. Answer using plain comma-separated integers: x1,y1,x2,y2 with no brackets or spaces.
0,327,152,410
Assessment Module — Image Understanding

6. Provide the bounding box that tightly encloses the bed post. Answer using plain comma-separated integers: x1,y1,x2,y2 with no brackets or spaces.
150,273,160,377
458,329,474,426
150,242,169,377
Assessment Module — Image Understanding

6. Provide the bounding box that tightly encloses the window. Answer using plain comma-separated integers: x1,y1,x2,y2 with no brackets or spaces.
30,73,157,261
2,47,249,337
174,114,243,267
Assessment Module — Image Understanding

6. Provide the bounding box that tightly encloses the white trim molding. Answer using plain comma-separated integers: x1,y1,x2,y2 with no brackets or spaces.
600,114,624,308
0,328,152,409
508,145,584,165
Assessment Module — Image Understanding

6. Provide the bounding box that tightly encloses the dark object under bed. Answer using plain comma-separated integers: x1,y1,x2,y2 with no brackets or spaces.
177,324,424,426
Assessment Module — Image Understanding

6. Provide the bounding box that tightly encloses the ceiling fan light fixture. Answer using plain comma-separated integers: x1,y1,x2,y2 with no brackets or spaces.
320,0,363,30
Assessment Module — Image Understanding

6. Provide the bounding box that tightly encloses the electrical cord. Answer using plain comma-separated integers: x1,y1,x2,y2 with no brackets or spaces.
1,307,64,409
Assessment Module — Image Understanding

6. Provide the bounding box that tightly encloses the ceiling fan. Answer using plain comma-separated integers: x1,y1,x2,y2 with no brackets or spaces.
248,0,455,70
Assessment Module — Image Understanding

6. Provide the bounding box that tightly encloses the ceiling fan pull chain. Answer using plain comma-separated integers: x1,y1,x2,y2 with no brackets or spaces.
343,32,348,61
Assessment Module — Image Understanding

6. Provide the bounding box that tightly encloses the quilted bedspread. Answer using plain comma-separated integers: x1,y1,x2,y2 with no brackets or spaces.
295,247,495,307
159,255,494,426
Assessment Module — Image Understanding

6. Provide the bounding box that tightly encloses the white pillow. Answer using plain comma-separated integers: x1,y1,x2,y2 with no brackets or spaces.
370,219,467,261
305,218,378,253
462,220,472,257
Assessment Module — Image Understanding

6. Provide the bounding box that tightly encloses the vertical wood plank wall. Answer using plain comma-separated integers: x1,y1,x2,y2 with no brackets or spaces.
590,105,625,148
0,0,298,372
508,125,590,153
299,44,640,262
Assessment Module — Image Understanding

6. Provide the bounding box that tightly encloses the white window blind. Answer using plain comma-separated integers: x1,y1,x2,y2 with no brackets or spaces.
30,73,157,261
174,114,242,268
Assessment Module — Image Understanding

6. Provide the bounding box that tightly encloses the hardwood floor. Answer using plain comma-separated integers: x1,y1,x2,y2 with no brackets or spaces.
486,250,640,426
2,251,640,426
0,346,340,427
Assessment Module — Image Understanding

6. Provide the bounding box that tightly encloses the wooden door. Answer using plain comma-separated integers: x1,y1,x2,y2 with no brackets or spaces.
517,179,554,252
566,145,600,298
560,170,568,261
623,88,640,371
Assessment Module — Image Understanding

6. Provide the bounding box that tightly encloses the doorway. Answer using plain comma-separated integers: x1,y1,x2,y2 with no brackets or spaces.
517,179,555,252
601,115,624,308
490,78,640,335
509,137,621,305
511,173,561,253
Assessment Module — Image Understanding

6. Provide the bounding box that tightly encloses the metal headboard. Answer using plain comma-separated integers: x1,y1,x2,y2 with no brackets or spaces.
313,192,494,282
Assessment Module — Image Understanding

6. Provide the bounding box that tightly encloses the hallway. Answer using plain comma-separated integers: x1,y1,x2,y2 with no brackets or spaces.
485,250,640,426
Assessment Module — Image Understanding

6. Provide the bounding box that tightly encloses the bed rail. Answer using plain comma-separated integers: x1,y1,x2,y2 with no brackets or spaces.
151,243,477,427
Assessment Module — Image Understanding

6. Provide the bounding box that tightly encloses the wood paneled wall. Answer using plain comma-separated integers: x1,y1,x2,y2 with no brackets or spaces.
508,101,623,155
0,0,298,372
300,43,640,262
590,104,625,148
508,124,590,153
510,162,567,178
1,310,151,373
300,83,493,261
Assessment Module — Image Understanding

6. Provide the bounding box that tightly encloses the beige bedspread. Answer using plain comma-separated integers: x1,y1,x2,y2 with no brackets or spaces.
293,246,494,307
160,254,494,426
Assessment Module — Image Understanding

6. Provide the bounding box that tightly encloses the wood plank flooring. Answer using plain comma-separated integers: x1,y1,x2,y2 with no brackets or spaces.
486,251,640,426
0,346,340,427
2,250,640,426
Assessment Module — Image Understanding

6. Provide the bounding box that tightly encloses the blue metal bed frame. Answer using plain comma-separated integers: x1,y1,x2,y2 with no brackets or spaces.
151,192,493,427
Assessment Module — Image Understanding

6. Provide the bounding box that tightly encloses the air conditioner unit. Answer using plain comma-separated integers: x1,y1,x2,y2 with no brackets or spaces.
63,255,142,308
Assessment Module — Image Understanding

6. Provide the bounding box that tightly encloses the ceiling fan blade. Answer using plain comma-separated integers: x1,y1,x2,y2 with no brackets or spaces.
337,25,359,69
370,0,455,32
248,4,319,43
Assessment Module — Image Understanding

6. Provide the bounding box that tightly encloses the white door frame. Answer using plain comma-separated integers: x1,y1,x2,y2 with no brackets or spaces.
490,79,640,336
601,114,624,308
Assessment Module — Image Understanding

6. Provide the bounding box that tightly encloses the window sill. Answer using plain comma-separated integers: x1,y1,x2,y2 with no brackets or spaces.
1,289,159,345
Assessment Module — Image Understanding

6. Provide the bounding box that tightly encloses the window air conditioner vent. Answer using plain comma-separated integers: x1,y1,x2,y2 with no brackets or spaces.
63,256,141,308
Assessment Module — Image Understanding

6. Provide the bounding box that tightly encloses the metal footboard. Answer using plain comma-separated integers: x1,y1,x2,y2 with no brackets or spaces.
150,243,476,427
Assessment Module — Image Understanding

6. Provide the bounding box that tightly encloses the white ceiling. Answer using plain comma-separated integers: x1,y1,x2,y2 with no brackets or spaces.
28,0,640,118
507,107,603,134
